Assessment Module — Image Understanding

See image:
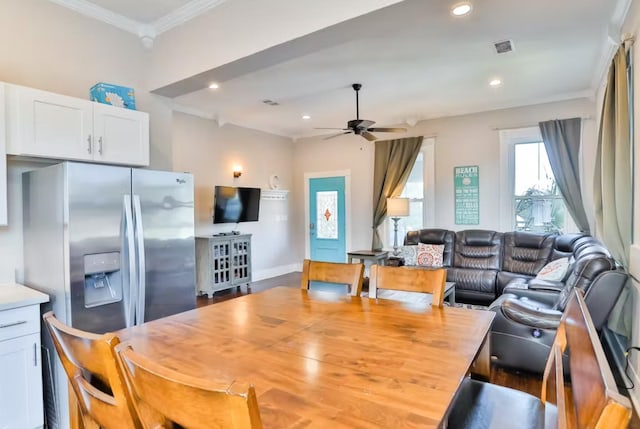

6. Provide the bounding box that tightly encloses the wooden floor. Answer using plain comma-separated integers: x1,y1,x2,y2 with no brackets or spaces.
197,272,640,428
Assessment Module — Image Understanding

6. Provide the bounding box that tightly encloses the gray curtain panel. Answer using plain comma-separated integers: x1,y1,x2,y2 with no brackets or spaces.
594,44,632,337
539,118,590,233
371,136,423,250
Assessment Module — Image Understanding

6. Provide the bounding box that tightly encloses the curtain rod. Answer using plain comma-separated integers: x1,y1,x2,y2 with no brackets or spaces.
490,116,592,131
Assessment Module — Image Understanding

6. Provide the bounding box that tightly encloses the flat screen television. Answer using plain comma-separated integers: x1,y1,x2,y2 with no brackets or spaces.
213,186,261,224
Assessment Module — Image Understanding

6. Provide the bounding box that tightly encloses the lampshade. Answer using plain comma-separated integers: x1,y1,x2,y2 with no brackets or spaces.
387,197,410,217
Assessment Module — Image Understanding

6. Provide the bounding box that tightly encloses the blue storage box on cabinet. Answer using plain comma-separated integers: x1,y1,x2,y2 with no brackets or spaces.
90,83,136,110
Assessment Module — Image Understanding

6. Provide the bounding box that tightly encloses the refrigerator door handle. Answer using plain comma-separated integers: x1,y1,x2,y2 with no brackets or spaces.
132,195,146,325
121,195,137,328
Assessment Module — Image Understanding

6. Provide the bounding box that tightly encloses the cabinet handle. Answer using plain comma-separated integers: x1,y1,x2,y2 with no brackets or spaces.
87,135,92,154
98,137,103,154
33,343,37,366
0,320,27,328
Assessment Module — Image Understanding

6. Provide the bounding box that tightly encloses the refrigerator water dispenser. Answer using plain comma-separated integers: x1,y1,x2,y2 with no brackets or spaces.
84,252,123,307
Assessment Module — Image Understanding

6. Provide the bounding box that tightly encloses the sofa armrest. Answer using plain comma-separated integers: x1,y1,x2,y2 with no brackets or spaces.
501,297,563,330
527,279,565,293
501,286,560,306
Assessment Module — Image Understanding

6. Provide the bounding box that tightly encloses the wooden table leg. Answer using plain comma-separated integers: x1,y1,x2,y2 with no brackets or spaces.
470,332,491,380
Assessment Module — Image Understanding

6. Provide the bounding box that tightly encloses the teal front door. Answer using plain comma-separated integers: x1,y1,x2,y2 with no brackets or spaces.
309,176,346,262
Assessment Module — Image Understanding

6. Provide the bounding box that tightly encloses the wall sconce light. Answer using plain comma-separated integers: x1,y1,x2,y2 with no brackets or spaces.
233,165,243,178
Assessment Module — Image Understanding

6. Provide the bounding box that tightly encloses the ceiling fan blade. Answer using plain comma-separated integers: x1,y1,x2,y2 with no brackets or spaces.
361,131,377,142
367,127,407,133
324,131,353,140
356,120,375,129
315,127,349,130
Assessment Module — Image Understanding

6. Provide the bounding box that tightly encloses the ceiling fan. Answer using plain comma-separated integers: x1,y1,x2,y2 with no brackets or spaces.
316,83,407,141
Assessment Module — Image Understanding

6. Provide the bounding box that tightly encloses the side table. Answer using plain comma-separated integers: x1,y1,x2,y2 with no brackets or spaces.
347,250,389,265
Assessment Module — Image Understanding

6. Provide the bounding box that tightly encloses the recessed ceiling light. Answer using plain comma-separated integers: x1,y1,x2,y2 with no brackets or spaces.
489,78,502,87
208,83,219,89
302,115,311,120
451,2,472,16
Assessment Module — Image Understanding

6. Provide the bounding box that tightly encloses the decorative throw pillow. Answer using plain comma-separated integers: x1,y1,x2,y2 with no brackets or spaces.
398,245,418,266
416,243,445,267
536,257,570,282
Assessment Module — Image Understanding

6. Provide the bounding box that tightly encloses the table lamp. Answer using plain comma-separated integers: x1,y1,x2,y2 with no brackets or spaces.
387,197,410,256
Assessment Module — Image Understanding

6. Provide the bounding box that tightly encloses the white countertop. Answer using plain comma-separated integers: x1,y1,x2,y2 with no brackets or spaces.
0,283,49,311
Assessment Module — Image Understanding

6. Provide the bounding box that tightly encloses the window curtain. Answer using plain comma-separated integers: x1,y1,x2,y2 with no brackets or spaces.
539,118,590,233
594,43,633,337
371,136,423,250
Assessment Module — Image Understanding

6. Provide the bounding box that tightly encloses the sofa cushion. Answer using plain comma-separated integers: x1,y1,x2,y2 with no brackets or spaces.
416,243,444,267
496,271,533,295
404,229,455,266
502,231,555,276
398,245,418,265
453,230,503,270
448,267,498,303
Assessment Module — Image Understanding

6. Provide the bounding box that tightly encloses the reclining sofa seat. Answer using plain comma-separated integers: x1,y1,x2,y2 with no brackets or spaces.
448,230,503,305
404,229,455,266
496,231,556,296
489,242,627,373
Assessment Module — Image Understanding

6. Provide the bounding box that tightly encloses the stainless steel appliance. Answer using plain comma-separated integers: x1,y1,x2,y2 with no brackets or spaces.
22,162,196,429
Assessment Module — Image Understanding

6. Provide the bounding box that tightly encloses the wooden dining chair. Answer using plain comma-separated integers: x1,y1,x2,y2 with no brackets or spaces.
116,343,263,429
447,289,632,428
300,259,365,296
42,312,140,429
368,265,447,307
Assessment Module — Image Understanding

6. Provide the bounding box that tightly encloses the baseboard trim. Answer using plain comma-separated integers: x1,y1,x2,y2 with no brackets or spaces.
253,263,302,282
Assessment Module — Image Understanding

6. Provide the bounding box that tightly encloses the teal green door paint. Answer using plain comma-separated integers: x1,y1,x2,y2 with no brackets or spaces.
309,176,346,262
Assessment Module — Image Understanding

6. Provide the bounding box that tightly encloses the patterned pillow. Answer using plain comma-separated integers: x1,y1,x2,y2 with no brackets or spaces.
417,243,445,267
398,245,418,266
536,257,569,282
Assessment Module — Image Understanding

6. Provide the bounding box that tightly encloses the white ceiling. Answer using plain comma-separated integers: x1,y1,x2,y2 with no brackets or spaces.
52,0,629,140
162,0,625,139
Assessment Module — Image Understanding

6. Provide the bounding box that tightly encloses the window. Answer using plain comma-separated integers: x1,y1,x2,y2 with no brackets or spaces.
499,127,575,233
385,138,435,248
513,142,565,233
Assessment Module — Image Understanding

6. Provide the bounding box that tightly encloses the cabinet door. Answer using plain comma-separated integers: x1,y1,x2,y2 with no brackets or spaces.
93,103,149,166
6,85,93,160
0,334,44,429
0,83,7,225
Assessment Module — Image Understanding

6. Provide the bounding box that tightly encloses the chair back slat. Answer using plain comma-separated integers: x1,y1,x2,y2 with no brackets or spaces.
541,290,631,429
369,265,446,307
117,344,263,429
300,259,364,296
43,312,139,429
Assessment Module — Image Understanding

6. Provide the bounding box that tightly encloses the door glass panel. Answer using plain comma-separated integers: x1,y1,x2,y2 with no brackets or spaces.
316,191,338,239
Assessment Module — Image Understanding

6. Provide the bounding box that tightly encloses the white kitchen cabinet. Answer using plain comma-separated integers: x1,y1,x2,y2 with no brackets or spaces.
6,84,149,166
0,333,43,429
0,82,7,225
0,292,47,429
93,102,149,166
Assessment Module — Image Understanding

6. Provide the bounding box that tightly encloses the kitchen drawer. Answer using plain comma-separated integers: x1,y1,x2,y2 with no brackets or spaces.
0,305,39,341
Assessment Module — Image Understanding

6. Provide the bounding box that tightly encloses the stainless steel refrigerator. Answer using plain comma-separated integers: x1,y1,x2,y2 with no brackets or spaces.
22,162,196,429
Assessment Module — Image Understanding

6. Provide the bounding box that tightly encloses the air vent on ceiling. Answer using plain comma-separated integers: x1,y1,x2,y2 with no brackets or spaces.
494,40,514,54
262,99,279,106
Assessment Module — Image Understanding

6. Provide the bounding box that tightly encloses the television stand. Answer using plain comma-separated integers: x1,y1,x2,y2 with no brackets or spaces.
195,234,252,297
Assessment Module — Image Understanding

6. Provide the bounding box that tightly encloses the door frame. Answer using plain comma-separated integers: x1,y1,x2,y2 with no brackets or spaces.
304,170,352,260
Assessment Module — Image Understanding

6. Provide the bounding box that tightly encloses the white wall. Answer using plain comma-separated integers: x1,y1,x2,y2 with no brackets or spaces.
172,113,298,279
292,98,596,256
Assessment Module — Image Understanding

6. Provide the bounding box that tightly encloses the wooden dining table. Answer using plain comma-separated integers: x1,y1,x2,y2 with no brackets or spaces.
118,286,494,428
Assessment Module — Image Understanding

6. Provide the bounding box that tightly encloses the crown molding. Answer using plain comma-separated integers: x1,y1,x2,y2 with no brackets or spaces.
153,0,228,34
48,0,227,48
49,0,140,34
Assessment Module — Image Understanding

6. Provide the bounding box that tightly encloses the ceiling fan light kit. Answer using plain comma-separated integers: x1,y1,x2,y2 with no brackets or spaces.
317,83,407,141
